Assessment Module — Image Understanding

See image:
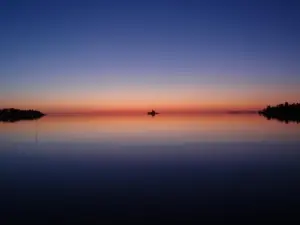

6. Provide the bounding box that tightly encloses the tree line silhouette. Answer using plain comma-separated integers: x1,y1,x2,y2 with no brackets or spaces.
0,108,45,122
259,102,300,123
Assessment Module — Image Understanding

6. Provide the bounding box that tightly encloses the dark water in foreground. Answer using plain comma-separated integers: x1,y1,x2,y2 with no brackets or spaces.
1,114,300,224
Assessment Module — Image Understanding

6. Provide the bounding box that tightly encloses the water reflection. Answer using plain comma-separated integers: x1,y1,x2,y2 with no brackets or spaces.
1,113,300,144
0,116,44,123
260,113,300,124
1,113,300,224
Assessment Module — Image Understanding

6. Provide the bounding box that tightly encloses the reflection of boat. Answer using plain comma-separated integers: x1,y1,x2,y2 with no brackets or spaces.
147,110,159,116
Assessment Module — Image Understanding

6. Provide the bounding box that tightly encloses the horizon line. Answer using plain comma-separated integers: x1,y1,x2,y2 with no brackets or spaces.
44,109,259,115
1,108,260,114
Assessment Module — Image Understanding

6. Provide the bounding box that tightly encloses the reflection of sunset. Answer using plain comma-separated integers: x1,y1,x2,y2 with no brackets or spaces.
1,114,300,144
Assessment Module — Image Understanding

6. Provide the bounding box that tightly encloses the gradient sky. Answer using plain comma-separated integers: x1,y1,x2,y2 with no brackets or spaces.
1,0,300,113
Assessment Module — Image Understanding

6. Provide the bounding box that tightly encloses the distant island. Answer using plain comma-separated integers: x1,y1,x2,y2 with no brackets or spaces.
227,110,257,114
258,102,300,123
0,108,45,122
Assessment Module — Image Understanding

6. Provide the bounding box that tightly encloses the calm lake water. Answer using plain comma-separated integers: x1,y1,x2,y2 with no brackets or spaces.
1,114,300,224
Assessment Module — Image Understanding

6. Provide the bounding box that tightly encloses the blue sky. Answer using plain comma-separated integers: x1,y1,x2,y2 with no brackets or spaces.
1,0,300,112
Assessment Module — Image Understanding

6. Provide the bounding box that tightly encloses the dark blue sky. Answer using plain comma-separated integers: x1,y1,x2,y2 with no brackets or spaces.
1,0,300,112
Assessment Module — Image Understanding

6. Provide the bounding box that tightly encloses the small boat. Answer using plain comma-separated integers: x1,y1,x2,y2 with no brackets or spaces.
147,110,159,116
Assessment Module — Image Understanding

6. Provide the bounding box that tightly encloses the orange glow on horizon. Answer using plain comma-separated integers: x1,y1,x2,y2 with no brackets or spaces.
1,82,299,114
0,102,280,114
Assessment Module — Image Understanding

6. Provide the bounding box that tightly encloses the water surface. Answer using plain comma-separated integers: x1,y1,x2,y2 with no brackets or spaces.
1,114,300,224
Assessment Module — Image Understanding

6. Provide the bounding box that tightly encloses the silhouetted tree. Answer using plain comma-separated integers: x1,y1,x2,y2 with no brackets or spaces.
0,108,45,122
259,102,300,123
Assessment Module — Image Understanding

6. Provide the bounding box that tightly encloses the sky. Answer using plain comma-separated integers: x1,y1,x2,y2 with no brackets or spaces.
1,0,300,114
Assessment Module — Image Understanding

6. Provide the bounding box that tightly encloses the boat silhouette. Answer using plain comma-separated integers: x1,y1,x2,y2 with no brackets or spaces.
147,110,159,116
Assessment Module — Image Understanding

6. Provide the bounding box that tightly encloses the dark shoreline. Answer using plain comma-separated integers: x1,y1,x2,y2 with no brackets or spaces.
258,102,300,123
0,108,45,122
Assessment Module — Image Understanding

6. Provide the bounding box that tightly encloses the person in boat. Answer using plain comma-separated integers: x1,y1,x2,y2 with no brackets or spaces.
147,110,159,116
